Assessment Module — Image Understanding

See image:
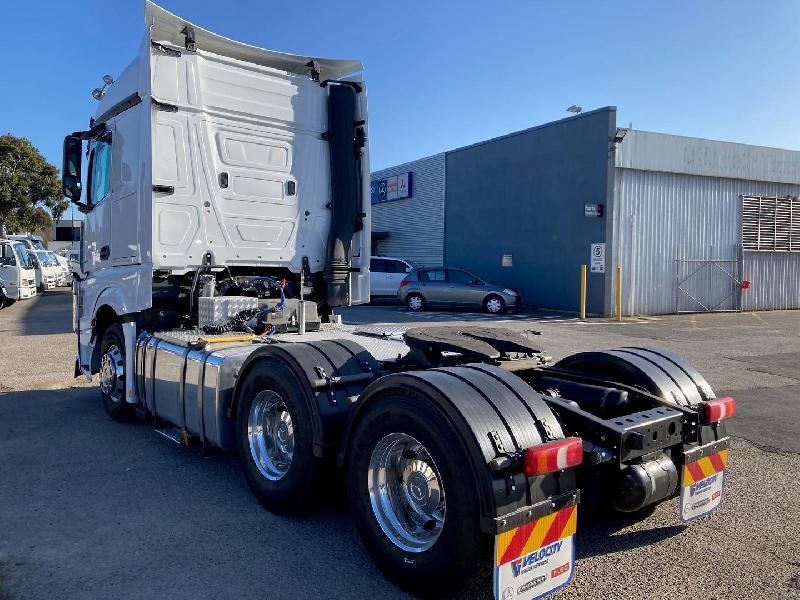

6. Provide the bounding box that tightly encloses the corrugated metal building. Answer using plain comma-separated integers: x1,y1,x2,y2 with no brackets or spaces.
371,108,800,314
371,154,446,267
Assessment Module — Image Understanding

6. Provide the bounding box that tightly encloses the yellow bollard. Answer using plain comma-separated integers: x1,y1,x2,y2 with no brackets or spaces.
580,264,587,320
615,266,622,321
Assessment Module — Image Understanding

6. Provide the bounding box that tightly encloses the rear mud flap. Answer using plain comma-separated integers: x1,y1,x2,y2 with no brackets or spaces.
494,505,577,600
681,447,728,522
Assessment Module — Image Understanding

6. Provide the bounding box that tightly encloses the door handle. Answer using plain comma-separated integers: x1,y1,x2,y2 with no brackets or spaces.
100,246,110,260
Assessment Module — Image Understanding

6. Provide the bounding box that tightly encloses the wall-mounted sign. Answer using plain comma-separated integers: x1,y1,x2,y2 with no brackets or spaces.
585,203,604,218
371,172,413,204
501,254,513,267
590,243,606,273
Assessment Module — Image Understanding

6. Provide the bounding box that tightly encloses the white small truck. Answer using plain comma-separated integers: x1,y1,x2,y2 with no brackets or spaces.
62,3,735,598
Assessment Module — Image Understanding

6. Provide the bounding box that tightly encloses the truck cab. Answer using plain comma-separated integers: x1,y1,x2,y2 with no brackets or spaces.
62,0,370,378
0,240,37,301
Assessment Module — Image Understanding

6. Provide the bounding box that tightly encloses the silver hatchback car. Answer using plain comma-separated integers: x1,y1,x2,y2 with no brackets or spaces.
397,267,520,314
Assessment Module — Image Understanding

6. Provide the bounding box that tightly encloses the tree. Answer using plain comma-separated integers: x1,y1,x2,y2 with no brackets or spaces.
0,134,67,237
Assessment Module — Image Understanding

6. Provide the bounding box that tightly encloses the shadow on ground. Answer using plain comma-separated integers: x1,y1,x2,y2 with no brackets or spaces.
0,385,694,600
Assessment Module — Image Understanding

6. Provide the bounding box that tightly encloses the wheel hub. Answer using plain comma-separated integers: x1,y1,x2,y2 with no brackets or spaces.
368,433,445,552
487,298,502,313
99,344,124,402
248,390,294,481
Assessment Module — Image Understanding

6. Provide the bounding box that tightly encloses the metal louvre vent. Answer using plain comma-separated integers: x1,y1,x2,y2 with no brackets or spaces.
741,195,799,252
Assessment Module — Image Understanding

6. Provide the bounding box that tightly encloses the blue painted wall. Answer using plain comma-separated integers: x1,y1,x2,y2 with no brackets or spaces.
444,107,616,314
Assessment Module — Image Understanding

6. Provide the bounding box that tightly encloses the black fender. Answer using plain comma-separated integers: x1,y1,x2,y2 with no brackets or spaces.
555,346,715,407
340,363,578,535
554,346,724,443
231,340,380,459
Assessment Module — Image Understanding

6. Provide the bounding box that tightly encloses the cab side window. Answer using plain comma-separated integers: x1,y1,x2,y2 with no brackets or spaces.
0,245,16,266
88,136,113,206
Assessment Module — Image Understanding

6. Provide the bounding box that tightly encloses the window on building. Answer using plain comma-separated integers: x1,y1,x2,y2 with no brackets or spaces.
742,196,800,251
55,226,81,242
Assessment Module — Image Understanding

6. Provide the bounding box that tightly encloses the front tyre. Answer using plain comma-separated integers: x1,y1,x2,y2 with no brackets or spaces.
346,394,491,597
236,359,319,515
484,294,505,314
99,323,135,422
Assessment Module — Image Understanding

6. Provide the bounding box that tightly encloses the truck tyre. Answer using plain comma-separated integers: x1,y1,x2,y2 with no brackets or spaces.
483,294,505,314
99,323,135,422
406,293,425,312
346,392,491,598
236,359,320,515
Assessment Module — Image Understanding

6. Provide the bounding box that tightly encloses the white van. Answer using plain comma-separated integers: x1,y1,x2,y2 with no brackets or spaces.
0,240,37,301
29,250,58,291
50,252,71,285
369,256,414,299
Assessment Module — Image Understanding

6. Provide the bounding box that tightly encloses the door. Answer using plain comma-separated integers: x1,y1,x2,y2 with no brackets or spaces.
82,130,114,273
0,243,20,295
446,269,486,306
418,269,448,304
370,258,389,295
383,259,411,297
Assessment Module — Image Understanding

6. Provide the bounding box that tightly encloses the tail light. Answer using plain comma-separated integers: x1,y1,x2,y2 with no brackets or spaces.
702,397,736,424
523,437,583,476
399,279,411,287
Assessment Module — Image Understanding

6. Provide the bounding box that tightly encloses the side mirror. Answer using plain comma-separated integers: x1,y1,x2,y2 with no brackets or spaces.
62,135,90,212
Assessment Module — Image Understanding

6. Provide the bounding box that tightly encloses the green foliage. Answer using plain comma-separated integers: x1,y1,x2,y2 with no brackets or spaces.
0,134,67,236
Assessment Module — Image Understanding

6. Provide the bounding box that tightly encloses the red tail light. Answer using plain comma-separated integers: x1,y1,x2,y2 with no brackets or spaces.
702,396,736,424
399,279,411,287
523,437,583,476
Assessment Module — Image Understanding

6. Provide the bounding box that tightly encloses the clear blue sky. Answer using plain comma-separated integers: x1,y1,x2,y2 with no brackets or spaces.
2,0,799,175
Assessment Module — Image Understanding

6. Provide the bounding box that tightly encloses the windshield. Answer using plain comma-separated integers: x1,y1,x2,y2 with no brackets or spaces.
32,239,45,252
36,251,51,266
14,244,33,269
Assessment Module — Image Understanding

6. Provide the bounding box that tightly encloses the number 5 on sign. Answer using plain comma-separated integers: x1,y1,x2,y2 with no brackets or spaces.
590,243,605,273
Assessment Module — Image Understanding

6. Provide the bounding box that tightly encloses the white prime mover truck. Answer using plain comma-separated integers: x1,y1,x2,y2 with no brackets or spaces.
62,3,735,598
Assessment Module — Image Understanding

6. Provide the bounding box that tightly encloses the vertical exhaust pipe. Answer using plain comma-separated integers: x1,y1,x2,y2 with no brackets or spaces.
324,83,361,307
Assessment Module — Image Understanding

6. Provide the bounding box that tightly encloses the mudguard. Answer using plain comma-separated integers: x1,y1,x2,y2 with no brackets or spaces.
554,346,725,444
232,339,380,458
341,363,578,535
555,346,715,407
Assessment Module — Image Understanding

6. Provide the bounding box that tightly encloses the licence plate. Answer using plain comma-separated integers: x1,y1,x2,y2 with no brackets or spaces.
494,505,576,600
681,448,727,522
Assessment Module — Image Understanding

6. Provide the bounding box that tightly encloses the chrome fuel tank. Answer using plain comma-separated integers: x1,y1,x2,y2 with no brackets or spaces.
136,332,259,450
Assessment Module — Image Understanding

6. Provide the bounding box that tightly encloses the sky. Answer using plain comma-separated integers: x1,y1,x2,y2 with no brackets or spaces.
2,0,800,177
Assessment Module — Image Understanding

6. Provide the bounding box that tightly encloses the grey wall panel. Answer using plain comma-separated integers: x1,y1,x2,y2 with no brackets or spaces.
371,154,445,267
617,130,800,185
615,168,800,314
444,108,616,313
742,252,800,311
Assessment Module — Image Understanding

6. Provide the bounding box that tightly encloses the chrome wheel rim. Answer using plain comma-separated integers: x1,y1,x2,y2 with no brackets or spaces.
99,344,124,402
408,296,423,311
248,390,294,481
368,432,445,552
486,297,503,313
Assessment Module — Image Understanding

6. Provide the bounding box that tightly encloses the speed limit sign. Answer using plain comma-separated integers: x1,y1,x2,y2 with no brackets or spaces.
590,243,605,273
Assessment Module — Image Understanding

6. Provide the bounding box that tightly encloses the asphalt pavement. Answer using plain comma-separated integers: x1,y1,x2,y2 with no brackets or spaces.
1,292,799,599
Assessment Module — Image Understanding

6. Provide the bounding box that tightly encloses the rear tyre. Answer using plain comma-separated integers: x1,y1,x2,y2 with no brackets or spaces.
406,293,425,312
99,323,135,422
236,359,319,514
346,393,491,597
483,294,505,314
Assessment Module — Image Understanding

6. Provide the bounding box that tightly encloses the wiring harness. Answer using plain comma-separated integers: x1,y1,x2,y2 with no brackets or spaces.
202,276,286,336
